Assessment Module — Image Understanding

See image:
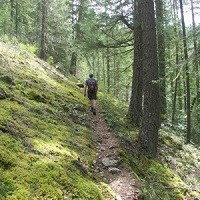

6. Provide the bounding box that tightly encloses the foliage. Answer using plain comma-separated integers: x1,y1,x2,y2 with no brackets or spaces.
98,93,128,133
19,43,38,55
191,103,200,143
100,93,200,199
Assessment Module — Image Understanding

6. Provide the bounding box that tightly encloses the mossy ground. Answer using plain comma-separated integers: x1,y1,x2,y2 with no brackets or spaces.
98,93,200,200
0,41,112,200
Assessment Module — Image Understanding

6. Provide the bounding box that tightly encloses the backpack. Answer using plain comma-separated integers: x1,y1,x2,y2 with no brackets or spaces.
87,78,97,92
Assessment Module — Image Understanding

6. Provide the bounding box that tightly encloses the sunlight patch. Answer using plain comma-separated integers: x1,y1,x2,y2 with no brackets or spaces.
33,140,77,159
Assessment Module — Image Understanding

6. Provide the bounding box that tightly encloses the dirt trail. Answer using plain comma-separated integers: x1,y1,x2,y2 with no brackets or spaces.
89,109,140,200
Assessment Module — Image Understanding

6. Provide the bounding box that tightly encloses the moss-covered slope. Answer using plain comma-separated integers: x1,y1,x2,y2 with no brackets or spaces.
0,41,107,200
98,93,200,200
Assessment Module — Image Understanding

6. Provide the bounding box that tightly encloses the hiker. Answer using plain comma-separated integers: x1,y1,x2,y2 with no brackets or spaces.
84,74,98,115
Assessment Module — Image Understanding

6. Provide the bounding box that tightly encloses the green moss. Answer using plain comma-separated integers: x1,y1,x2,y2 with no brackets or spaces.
0,41,113,199
6,189,31,200
0,101,13,125
160,131,183,150
119,149,199,200
71,177,103,199
98,182,115,200
32,140,78,160
0,186,14,199
0,134,23,169
99,90,200,199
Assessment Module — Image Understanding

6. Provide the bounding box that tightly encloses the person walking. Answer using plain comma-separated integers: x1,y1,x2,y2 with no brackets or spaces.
84,74,98,115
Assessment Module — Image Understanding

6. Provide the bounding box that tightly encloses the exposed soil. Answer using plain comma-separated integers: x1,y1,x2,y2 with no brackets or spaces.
89,108,141,200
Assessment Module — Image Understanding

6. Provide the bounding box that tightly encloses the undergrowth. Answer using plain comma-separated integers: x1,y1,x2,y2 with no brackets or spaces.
98,93,200,200
98,93,131,138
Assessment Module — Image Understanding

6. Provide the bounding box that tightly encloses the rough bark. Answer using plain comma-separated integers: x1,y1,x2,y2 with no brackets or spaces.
127,0,143,128
138,0,160,158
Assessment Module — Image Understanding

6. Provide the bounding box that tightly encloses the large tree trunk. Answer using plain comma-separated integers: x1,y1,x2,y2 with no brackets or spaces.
138,0,160,158
127,0,143,127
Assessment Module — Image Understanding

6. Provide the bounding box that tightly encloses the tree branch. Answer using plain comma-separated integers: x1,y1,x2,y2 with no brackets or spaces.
118,15,134,30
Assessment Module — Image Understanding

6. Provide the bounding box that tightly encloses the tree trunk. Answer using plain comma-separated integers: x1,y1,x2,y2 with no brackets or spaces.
70,52,77,75
127,0,143,127
15,0,19,37
113,49,116,97
138,0,160,158
10,0,14,21
172,41,180,124
155,0,166,119
91,53,95,75
106,46,111,93
69,0,86,76
171,0,181,124
113,49,120,98
179,0,191,143
102,51,106,87
69,0,76,75
190,0,200,105
39,0,47,60
97,50,100,81
36,2,41,43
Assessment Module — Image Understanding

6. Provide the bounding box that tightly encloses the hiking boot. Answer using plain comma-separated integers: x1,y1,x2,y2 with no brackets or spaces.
93,108,96,115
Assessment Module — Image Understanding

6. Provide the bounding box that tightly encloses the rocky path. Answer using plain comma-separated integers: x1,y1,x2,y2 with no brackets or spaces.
90,109,140,200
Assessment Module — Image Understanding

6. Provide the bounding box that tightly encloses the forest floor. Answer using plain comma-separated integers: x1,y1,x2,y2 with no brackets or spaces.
89,108,141,200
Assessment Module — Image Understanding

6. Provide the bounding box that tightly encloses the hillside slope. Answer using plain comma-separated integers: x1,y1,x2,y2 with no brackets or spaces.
0,41,114,199
98,94,200,200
